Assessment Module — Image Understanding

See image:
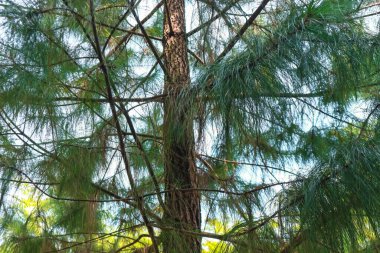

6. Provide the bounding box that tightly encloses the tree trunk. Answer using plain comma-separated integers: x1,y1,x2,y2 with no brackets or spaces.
162,1,201,253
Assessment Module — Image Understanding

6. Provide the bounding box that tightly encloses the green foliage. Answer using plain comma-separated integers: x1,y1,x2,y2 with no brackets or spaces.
0,0,379,252
297,140,380,252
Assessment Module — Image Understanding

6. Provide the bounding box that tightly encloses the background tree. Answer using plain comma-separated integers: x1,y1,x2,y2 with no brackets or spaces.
0,0,380,252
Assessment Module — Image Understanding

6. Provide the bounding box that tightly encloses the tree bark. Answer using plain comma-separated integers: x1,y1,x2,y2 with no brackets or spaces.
162,1,201,252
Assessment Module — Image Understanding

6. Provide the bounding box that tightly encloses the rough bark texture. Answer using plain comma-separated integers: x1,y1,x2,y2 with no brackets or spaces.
162,1,201,252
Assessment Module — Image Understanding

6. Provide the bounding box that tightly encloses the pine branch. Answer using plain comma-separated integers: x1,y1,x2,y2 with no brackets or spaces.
296,98,360,129
187,0,241,37
114,234,152,252
54,94,166,103
45,226,148,253
217,0,271,60
102,5,132,53
280,232,304,253
88,2,161,251
129,1,167,75
358,103,380,138
197,153,299,176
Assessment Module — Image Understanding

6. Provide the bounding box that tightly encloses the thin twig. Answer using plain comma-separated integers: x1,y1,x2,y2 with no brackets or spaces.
88,1,159,251
217,0,271,60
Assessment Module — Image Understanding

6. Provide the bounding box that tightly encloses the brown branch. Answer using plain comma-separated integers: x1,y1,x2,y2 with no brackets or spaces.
59,1,163,83
198,153,299,176
118,104,166,209
0,177,58,186
54,90,327,104
129,1,167,75
358,103,380,138
88,1,159,251
54,94,166,103
187,0,241,37
280,233,304,253
128,179,304,200
217,0,271,60
102,6,131,53
114,234,152,253
359,1,380,11
354,10,380,19
296,98,361,129
188,49,205,65
105,1,164,56
46,225,146,253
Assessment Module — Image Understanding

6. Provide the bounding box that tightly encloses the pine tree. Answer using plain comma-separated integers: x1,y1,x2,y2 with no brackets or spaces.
0,0,380,252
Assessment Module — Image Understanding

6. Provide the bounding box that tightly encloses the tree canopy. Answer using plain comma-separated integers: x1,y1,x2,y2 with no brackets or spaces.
0,0,380,252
